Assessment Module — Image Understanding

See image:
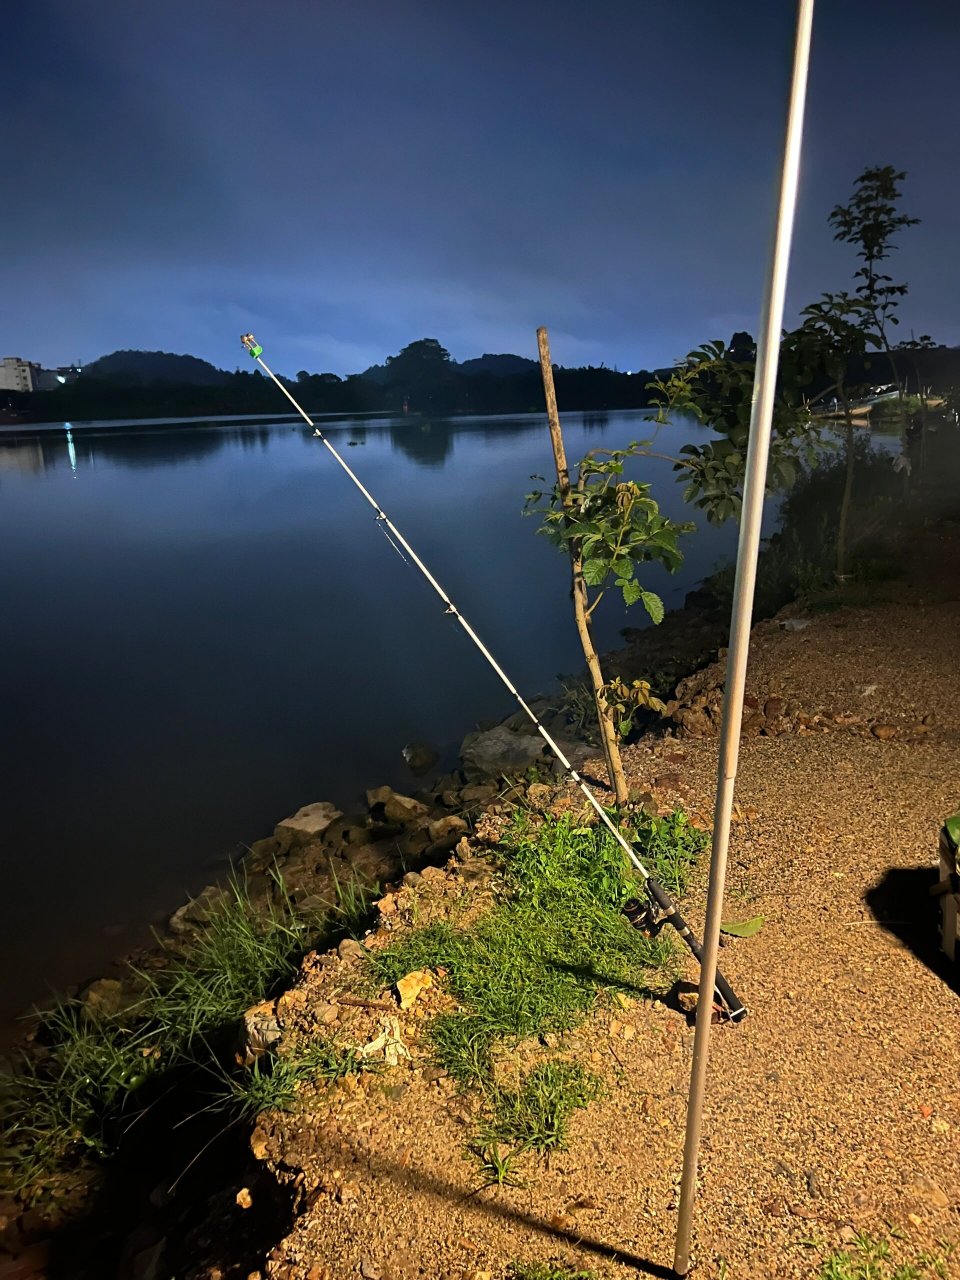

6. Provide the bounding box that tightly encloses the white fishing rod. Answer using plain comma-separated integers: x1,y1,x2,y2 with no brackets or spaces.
239,332,745,1020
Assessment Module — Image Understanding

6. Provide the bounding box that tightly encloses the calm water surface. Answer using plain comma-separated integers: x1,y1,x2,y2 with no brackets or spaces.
0,410,742,1024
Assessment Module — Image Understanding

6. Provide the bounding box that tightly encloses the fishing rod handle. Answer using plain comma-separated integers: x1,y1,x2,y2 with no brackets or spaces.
624,883,747,1022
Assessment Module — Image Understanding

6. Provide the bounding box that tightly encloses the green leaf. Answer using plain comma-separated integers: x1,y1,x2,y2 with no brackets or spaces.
581,559,608,586
720,915,765,938
639,590,664,624
611,556,633,578
621,579,642,606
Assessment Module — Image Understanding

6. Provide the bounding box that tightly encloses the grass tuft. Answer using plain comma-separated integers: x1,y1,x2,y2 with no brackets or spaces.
324,866,381,938
818,1233,953,1280
478,1060,601,1154
630,808,707,896
368,812,697,1184
370,814,677,1088
0,867,371,1197
139,873,326,1053
508,1263,596,1280
468,1142,526,1189
220,1040,367,1118
1,1005,160,1190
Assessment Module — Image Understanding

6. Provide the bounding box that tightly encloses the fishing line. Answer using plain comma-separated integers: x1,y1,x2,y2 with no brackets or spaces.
239,333,745,1020
377,519,410,565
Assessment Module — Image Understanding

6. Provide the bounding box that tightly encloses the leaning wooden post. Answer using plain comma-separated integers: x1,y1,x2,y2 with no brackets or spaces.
537,326,629,808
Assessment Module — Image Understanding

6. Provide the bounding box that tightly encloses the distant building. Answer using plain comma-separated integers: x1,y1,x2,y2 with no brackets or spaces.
0,359,83,392
0,357,41,393
35,365,82,390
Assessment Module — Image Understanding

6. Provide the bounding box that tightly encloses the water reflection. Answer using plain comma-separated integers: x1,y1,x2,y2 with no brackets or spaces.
0,425,237,474
0,413,570,478
65,427,78,478
0,438,46,474
89,428,232,469
388,418,455,466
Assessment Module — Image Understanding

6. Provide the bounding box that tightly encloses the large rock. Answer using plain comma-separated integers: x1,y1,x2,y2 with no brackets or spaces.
460,781,498,804
427,814,468,843
274,802,342,854
460,726,546,778
383,792,430,825
169,883,228,934
81,977,134,1021
244,836,281,872
241,1000,281,1064
322,814,371,849
401,742,439,776
366,785,394,810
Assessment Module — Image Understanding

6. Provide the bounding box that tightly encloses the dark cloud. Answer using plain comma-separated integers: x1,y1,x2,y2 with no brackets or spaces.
3,1,958,376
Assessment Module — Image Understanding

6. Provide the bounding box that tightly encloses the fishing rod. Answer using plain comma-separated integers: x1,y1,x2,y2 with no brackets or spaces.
239,332,746,1021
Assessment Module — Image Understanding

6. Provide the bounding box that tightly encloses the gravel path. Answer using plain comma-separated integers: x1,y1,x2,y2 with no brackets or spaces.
264,544,960,1280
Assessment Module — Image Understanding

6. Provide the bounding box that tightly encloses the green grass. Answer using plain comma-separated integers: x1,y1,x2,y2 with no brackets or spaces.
0,1002,161,1190
139,874,327,1052
508,1264,596,1280
477,1060,601,1153
219,1040,368,1119
468,1141,526,1189
2,810,697,1202
368,812,694,1182
0,867,378,1198
819,1233,953,1280
630,808,707,896
325,865,382,937
370,814,677,1087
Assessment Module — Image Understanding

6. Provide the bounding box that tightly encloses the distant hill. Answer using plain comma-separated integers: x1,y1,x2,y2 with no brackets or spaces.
358,352,539,383
84,350,230,386
458,353,539,377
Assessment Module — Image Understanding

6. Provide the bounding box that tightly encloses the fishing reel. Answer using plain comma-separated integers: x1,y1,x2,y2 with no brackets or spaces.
623,889,668,937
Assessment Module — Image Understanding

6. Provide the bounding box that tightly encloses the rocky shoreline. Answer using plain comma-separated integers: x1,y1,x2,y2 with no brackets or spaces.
2,552,749,1053
4,520,945,1277
11,556,929,1066
223,524,960,1280
77,584,936,1039
1,569,729,1276
3,558,957,1275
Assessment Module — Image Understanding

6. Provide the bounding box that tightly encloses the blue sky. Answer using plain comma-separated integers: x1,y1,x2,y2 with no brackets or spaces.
4,1,959,377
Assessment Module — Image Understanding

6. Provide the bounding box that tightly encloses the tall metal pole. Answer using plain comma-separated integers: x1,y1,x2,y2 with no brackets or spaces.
672,1,815,1273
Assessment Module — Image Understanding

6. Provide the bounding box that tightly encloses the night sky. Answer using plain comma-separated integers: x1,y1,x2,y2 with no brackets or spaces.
5,2,959,378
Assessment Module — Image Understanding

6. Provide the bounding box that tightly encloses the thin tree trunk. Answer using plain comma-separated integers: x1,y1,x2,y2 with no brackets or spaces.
537,327,629,808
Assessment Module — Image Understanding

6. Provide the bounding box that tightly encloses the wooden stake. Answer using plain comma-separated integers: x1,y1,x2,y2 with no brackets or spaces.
536,327,629,808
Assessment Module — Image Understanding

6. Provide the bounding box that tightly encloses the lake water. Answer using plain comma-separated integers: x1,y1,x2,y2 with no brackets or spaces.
0,410,742,1027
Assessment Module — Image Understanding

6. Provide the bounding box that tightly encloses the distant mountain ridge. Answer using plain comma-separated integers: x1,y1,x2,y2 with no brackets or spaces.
84,347,542,389
31,335,960,426
79,339,960,392
458,353,538,377
83,350,230,387
356,350,538,385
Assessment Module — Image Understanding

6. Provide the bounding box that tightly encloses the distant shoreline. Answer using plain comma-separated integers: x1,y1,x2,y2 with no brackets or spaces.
0,408,407,434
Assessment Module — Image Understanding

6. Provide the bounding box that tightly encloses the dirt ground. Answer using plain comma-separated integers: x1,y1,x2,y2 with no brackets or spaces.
259,527,960,1280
